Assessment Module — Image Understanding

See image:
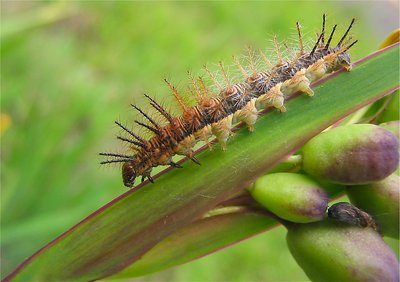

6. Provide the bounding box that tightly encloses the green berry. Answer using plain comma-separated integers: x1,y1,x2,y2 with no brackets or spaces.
302,124,399,184
249,173,328,223
346,173,400,239
286,219,399,282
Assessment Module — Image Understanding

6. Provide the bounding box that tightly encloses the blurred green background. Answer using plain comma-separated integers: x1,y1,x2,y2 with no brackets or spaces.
1,1,398,281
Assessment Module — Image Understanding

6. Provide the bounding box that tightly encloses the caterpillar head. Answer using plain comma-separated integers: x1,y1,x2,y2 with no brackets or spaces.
325,51,352,73
122,162,137,187
337,52,352,71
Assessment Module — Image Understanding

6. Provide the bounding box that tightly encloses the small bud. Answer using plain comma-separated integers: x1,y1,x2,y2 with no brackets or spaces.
249,173,328,223
286,219,399,282
346,174,400,239
328,202,378,232
302,124,399,184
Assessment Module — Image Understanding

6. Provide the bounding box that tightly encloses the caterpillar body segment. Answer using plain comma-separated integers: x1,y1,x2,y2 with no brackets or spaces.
234,98,258,132
281,69,314,97
194,125,213,148
257,83,286,113
211,114,234,151
100,15,358,187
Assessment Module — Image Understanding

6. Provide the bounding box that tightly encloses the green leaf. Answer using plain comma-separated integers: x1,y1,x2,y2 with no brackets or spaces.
108,209,277,279
4,43,399,282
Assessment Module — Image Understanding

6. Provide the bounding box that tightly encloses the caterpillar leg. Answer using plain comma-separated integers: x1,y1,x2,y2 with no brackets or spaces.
212,114,233,151
282,69,314,97
306,58,327,81
234,98,258,132
257,83,286,112
169,161,183,168
190,156,201,165
140,169,154,183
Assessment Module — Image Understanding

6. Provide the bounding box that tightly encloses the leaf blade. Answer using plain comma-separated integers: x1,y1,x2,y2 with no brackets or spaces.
5,43,399,282
109,210,277,279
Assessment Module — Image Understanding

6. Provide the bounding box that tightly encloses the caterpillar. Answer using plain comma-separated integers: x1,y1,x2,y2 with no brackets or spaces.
100,14,357,188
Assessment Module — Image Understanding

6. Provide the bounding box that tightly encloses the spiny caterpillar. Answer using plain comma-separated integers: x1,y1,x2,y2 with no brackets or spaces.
100,15,357,187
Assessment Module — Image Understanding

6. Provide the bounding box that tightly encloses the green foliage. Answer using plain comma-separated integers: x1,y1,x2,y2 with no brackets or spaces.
4,42,399,281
